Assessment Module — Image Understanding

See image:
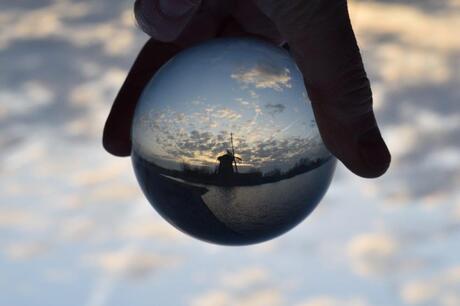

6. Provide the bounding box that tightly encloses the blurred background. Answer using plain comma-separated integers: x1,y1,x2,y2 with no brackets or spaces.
0,0,459,305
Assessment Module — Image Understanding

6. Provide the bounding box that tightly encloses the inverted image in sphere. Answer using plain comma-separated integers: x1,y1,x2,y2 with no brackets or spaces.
131,37,336,245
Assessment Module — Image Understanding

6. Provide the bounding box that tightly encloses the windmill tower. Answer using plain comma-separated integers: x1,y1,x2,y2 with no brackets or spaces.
230,133,239,173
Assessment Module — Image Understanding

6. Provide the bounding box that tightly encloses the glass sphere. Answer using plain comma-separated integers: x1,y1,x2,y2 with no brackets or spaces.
131,37,336,245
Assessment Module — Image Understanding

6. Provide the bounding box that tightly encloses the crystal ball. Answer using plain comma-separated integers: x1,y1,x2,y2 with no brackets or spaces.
131,37,336,245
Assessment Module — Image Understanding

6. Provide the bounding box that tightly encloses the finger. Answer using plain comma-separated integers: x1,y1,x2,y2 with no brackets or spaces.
231,1,284,45
103,39,181,156
135,0,232,47
134,0,202,42
255,0,391,178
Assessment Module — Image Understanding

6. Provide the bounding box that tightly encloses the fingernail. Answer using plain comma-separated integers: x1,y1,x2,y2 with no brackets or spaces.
358,127,391,172
158,0,200,17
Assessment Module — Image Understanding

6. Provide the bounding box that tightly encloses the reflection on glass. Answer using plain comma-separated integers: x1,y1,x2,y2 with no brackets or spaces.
131,37,336,245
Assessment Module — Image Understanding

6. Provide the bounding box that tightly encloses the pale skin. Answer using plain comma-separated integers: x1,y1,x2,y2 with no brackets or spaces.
103,0,391,178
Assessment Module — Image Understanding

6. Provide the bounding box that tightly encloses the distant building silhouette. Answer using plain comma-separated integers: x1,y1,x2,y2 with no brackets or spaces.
217,150,240,177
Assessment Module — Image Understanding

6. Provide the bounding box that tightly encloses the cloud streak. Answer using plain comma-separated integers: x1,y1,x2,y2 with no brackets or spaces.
231,62,292,91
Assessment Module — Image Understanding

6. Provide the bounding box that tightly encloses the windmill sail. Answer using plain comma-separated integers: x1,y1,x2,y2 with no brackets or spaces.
230,133,239,173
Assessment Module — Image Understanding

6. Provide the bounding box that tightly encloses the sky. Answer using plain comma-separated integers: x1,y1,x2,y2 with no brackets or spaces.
132,37,326,173
0,0,460,306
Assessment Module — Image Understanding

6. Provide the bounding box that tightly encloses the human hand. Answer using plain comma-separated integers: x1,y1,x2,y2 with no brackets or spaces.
103,0,391,178
252,0,391,178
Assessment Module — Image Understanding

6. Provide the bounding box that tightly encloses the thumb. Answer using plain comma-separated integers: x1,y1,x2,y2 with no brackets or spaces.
103,39,181,156
256,0,391,178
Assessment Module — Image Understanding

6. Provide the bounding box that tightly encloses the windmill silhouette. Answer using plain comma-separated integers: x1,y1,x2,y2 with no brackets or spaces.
216,132,242,176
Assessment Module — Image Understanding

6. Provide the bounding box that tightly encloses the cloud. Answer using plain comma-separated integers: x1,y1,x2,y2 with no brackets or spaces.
85,248,180,280
231,62,292,91
385,108,460,165
378,104,460,201
341,1,460,204
247,240,278,254
350,1,460,54
401,280,439,305
2,1,460,305
455,203,460,221
88,183,140,203
71,161,130,185
384,124,418,160
190,291,230,306
190,289,283,306
0,208,49,231
375,44,451,85
249,90,260,99
3,241,50,260
0,81,54,118
214,108,242,121
57,216,96,241
69,68,125,108
65,68,126,139
134,105,326,172
400,266,460,305
118,218,185,241
347,233,398,277
265,103,286,116
295,296,369,306
235,98,251,106
190,266,281,306
0,3,136,56
219,267,269,289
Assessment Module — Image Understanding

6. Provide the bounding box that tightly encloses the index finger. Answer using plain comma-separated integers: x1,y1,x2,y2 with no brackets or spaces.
254,0,391,178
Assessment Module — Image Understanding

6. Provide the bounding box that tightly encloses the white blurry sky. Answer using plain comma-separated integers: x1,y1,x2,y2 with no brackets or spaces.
0,0,459,305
